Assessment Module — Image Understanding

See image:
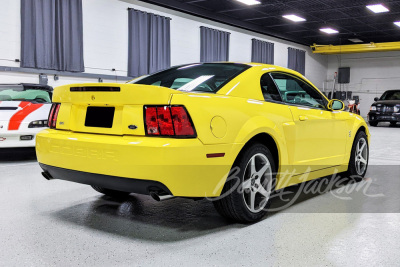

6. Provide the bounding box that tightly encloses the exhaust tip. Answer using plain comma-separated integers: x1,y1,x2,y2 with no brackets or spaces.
150,191,161,201
150,191,175,201
41,171,53,180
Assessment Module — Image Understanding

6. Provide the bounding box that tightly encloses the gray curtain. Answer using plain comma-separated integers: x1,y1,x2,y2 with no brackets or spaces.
251,39,274,64
128,9,171,77
200,26,230,62
21,0,84,72
287,47,305,75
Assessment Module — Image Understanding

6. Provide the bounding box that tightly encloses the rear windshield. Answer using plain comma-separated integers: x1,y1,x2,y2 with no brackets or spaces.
380,91,400,100
0,86,52,103
129,63,251,93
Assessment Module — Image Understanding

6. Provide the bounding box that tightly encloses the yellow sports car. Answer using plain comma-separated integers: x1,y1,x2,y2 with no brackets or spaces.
36,63,370,223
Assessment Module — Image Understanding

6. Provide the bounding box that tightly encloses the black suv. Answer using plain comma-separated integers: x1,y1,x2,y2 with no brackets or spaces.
368,90,400,127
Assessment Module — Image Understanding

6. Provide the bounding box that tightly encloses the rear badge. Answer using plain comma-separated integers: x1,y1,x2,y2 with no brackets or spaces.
128,125,138,130
0,137,6,141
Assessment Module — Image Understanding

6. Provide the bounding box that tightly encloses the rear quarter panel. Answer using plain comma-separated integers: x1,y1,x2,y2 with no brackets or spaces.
170,93,295,169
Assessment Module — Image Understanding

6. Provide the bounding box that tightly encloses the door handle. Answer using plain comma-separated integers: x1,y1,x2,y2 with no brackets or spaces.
299,115,308,121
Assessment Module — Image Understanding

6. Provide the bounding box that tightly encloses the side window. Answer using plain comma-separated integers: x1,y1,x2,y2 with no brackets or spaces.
270,72,326,109
151,81,162,86
260,73,282,102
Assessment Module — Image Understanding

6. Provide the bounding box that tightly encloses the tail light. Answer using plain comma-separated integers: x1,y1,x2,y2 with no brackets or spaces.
144,105,196,138
48,103,61,129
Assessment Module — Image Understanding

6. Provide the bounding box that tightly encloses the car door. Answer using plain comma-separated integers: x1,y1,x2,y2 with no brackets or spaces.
270,72,348,171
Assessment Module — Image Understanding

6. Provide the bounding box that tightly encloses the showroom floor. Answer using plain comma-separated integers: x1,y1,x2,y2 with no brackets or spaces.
1,124,399,266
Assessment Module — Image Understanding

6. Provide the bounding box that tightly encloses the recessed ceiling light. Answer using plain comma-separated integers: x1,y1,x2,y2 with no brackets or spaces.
283,14,306,22
320,28,339,34
235,0,261,5
394,21,400,27
366,4,389,13
349,38,363,43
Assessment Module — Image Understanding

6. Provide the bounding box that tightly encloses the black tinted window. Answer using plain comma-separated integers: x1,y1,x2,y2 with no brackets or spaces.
260,73,282,101
380,91,400,100
130,63,250,93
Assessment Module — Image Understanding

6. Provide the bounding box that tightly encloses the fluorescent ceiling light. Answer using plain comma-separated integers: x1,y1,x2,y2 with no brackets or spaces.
235,0,261,6
320,28,339,34
348,38,363,43
366,4,389,13
394,21,400,27
283,14,306,22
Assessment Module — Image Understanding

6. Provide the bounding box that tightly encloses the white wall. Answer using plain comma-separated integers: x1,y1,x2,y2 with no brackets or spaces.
0,0,328,88
327,51,400,116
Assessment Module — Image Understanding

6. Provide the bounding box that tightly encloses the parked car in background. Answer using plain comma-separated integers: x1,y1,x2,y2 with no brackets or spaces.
36,63,370,223
0,84,52,147
368,90,400,127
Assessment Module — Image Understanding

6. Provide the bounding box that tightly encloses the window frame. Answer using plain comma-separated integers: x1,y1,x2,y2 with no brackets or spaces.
269,71,329,111
259,72,283,103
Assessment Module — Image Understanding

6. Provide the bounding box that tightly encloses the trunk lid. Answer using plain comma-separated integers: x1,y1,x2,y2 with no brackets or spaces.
53,83,182,136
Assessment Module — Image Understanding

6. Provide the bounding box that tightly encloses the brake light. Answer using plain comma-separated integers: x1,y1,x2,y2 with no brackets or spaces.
145,107,159,135
144,105,196,138
48,103,61,129
157,106,175,135
171,106,195,136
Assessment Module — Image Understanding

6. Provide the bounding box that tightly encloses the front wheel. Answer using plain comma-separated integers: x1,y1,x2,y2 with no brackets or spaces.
213,144,276,223
369,121,378,127
390,122,397,127
345,131,369,179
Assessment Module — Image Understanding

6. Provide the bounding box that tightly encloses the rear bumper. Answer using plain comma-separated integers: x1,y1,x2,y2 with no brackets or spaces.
368,112,400,122
40,163,172,195
36,129,239,197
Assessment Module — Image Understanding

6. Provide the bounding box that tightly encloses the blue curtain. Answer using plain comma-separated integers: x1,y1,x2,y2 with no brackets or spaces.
251,39,274,64
21,0,84,72
128,9,171,77
287,47,306,75
200,26,230,62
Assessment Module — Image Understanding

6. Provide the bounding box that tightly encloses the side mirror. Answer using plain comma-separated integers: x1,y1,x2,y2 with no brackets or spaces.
374,97,379,102
327,99,345,111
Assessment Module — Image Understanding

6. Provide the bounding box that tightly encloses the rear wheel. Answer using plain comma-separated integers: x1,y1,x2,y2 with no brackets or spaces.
369,121,378,127
345,131,369,179
91,185,130,198
390,122,397,126
213,144,276,223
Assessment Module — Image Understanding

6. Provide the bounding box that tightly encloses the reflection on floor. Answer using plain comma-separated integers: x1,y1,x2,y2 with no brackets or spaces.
0,123,399,265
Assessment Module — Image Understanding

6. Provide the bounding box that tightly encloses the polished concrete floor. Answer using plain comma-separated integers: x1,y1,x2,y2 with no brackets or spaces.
1,124,399,266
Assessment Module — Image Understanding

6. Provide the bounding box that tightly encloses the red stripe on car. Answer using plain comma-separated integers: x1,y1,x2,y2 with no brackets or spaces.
8,102,44,130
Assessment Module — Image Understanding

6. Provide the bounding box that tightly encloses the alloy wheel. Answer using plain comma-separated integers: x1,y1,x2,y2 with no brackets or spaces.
242,153,273,213
355,137,368,175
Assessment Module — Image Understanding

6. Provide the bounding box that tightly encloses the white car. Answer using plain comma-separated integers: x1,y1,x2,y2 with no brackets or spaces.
0,84,52,148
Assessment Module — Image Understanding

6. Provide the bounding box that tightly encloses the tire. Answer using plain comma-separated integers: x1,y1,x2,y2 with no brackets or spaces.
369,121,378,127
213,143,276,223
91,185,131,198
390,122,397,127
345,131,369,180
